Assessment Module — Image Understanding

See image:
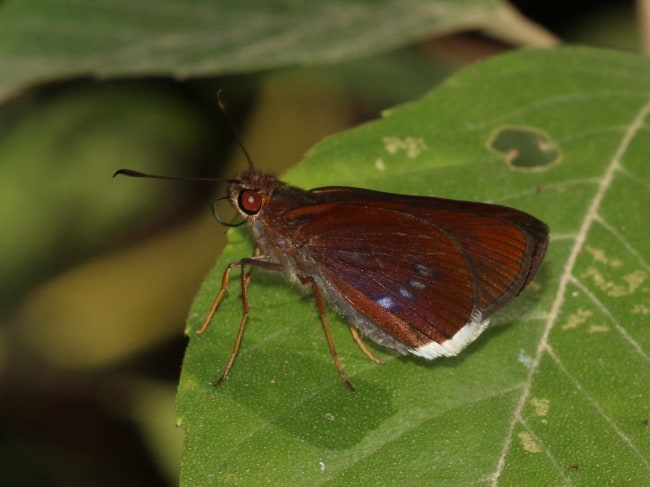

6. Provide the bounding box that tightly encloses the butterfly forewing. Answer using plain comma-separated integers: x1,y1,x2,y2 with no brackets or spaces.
307,211,473,339
275,187,547,355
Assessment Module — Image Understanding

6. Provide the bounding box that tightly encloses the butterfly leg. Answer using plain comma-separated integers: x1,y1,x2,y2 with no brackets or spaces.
349,327,386,365
310,282,355,391
197,256,282,387
196,251,272,334
196,261,240,335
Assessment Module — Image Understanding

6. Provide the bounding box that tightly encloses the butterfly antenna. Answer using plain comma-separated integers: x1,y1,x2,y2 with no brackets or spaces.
217,90,256,171
112,168,234,183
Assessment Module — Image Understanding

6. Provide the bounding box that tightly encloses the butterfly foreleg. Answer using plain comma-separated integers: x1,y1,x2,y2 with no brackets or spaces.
197,254,282,387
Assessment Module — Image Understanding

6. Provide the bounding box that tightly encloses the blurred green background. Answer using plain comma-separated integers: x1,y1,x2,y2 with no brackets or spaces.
0,1,639,485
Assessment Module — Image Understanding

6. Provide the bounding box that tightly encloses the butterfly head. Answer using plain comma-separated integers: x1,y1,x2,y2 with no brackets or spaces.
228,170,283,221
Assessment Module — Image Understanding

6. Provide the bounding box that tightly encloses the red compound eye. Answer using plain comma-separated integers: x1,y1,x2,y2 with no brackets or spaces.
239,190,263,214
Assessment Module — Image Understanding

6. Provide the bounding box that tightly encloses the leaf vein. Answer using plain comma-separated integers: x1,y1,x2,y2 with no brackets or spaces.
489,96,650,485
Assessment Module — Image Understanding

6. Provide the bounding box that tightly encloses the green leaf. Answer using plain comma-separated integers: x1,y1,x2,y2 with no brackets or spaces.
0,0,552,104
177,47,650,485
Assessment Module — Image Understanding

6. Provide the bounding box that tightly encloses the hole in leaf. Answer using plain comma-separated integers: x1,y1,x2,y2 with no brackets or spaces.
488,126,560,170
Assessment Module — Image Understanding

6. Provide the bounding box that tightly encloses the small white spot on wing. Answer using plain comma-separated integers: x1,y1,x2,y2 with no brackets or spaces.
376,296,397,310
414,263,436,277
398,286,416,300
408,278,426,289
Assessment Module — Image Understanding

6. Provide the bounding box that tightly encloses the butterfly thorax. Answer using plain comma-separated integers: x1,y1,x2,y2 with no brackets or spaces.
229,171,319,289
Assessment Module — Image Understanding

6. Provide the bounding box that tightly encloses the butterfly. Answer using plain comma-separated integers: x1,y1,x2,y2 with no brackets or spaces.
115,93,549,389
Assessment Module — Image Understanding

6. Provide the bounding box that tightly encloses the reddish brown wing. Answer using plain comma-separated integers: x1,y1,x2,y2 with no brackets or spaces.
283,187,548,351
